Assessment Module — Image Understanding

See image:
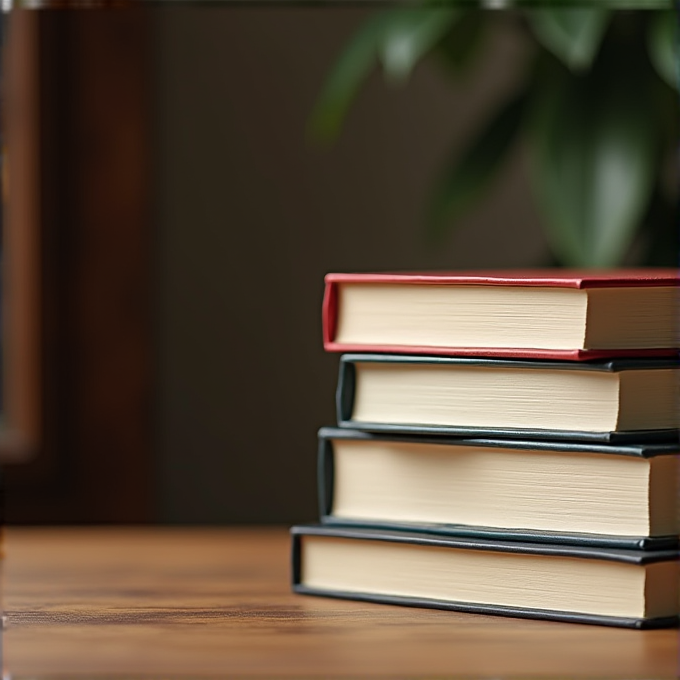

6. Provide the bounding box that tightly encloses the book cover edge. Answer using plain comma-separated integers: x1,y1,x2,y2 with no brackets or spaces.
324,270,680,288
291,583,679,629
319,517,680,551
336,419,680,445
339,353,680,371
324,342,680,361
318,425,680,457
290,524,680,563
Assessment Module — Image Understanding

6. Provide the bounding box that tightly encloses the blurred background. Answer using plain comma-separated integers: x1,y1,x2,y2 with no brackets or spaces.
1,6,676,524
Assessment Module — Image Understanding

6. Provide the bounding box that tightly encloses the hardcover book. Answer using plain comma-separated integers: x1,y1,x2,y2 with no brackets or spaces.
291,524,680,629
318,427,679,550
323,270,680,360
337,354,680,443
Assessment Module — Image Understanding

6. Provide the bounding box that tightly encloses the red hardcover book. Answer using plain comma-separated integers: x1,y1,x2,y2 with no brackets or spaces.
322,269,680,361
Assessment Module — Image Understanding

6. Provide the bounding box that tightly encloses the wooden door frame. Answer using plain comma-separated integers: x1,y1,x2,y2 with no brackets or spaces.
3,9,154,523
2,11,41,465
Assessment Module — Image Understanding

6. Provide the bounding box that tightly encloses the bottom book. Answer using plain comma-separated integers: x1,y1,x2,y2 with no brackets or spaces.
291,524,680,629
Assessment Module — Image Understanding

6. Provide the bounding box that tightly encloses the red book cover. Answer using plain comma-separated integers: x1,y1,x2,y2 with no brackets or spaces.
322,269,680,361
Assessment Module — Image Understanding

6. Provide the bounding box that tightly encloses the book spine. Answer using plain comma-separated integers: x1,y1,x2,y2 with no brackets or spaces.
317,436,334,520
322,279,338,348
290,532,302,586
336,358,356,426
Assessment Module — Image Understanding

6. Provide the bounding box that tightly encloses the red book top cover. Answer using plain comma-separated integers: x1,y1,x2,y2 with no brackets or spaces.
322,269,680,361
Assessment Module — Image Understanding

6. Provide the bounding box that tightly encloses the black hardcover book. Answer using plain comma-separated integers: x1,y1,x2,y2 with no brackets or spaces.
291,524,680,629
337,354,680,443
318,427,679,550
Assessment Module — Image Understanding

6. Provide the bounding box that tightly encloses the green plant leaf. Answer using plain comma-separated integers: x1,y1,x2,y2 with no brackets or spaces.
381,9,458,85
516,0,671,5
308,13,391,142
530,64,659,267
528,9,611,71
647,10,678,90
436,11,486,75
309,8,458,142
427,90,527,243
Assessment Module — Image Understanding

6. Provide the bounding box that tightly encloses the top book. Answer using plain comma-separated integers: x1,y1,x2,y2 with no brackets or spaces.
323,269,680,361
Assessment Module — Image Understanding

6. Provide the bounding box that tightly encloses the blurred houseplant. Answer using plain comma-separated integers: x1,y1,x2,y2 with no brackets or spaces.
310,8,678,267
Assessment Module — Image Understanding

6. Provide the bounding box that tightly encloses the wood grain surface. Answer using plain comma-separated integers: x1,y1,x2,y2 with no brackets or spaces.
3,527,678,677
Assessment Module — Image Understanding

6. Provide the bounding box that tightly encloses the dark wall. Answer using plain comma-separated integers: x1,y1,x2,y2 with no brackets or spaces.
155,8,548,523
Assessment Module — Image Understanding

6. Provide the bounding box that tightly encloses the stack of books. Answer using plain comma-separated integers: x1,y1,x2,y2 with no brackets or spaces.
291,270,680,628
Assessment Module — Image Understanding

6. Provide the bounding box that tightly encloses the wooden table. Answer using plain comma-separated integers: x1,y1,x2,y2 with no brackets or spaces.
3,527,678,677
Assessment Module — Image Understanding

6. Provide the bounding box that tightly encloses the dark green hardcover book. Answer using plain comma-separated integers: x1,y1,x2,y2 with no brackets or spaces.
337,354,680,443
291,524,680,629
318,427,679,550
